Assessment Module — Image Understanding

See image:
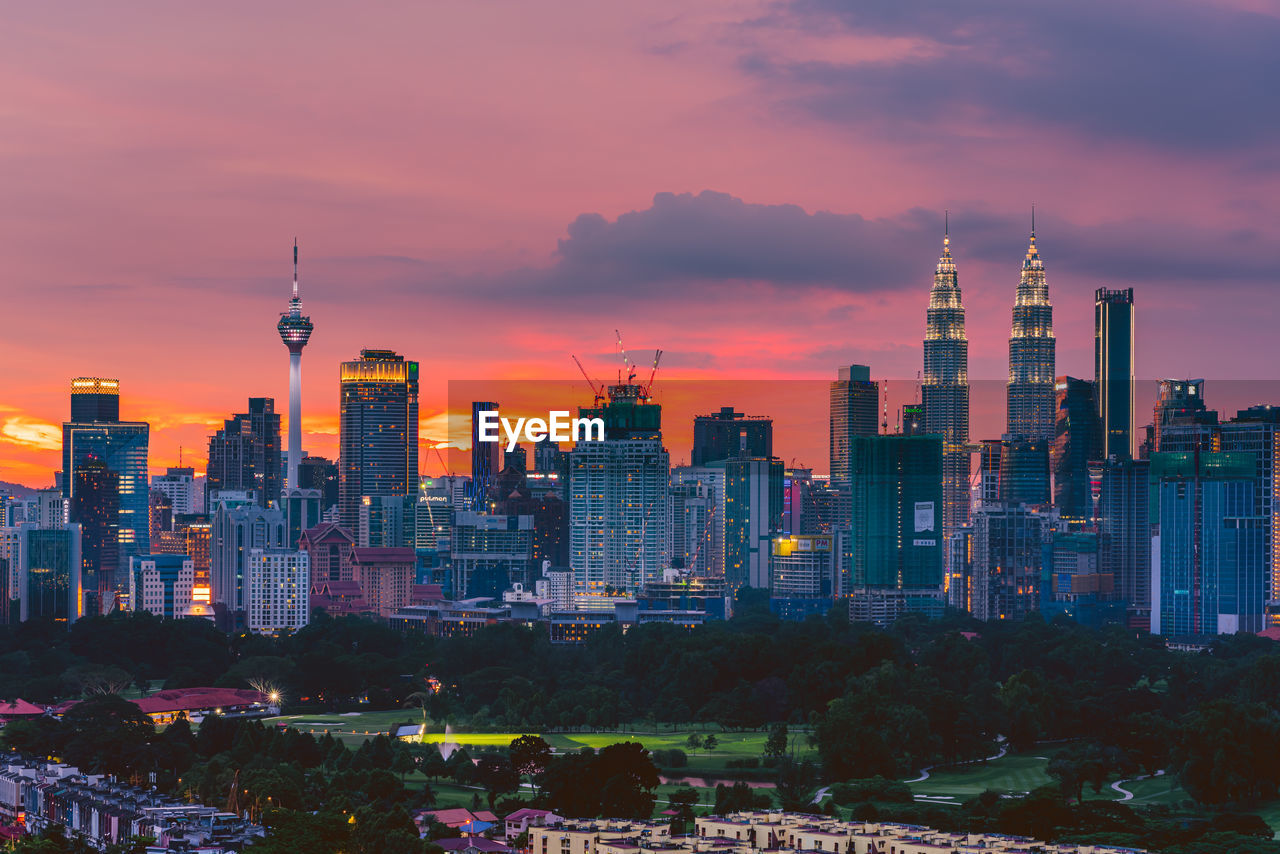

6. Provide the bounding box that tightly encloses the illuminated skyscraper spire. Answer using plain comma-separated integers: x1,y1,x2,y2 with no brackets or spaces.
923,213,970,531
1007,207,1055,441
277,239,314,490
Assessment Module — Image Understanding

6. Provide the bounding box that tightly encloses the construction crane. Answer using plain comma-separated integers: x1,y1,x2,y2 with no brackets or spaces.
615,329,637,384
642,349,663,398
571,354,605,405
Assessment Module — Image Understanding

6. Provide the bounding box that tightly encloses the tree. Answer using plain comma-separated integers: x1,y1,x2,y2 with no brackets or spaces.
509,734,553,795
60,694,155,780
703,734,718,751
763,723,788,759
476,754,520,809
686,733,703,750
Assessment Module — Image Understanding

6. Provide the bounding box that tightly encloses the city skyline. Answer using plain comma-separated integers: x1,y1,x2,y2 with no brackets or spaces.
2,2,1278,485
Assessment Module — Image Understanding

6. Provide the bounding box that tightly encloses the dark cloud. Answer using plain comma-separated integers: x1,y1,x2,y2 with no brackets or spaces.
745,0,1280,155
476,191,1277,304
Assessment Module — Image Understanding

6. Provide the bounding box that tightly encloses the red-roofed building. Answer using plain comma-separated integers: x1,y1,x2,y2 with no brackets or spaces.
411,583,446,605
131,687,274,724
353,547,416,618
300,523,356,584
311,580,372,616
0,699,46,725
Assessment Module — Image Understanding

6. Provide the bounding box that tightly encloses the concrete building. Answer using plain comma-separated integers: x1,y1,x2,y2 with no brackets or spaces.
246,548,309,633
127,554,214,620
352,546,416,618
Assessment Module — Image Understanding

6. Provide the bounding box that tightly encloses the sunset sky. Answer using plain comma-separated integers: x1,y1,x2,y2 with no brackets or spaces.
2,1,1278,486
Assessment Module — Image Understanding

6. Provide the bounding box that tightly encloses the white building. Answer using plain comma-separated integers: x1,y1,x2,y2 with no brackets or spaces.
127,554,214,620
570,436,669,591
246,548,309,634
210,499,287,614
150,467,196,515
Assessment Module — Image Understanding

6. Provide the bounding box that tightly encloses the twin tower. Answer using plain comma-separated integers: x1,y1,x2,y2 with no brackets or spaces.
922,216,1054,530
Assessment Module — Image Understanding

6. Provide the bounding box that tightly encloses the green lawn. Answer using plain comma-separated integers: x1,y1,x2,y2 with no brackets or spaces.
907,753,1056,801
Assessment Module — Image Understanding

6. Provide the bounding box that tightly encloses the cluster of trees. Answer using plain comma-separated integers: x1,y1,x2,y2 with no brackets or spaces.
8,597,1280,823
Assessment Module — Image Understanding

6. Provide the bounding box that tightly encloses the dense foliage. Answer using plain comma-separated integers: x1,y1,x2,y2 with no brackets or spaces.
7,595,1280,845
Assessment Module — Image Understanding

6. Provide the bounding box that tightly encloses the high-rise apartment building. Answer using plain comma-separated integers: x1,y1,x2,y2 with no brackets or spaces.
206,398,281,509
569,383,669,591
922,230,971,531
1095,288,1135,460
210,498,287,618
339,350,419,535
151,467,196,516
62,378,149,575
1007,221,1055,441
829,365,879,488
669,466,726,576
246,549,309,634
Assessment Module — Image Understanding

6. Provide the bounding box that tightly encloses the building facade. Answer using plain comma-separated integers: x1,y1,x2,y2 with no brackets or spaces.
205,398,282,509
1007,223,1055,441
1095,288,1135,460
922,231,971,532
339,350,419,536
246,548,309,633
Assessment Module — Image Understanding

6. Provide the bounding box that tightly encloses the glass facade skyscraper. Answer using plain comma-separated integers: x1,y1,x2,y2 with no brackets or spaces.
693,407,773,467
338,350,420,535
847,434,944,609
1053,376,1102,521
1095,288,1135,460
923,231,971,531
1007,223,1055,441
62,378,149,583
206,398,281,508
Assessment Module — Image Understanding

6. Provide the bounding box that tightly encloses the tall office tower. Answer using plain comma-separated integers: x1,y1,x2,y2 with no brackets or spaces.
297,455,339,512
923,229,971,531
1095,287,1135,460
668,481,715,573
1053,377,1103,521
277,240,314,490
724,457,784,591
670,466,726,575
998,436,1051,507
338,350,419,534
1218,406,1280,624
1150,458,1265,636
246,548,310,634
1152,379,1217,453
151,467,196,515
209,497,287,621
206,399,281,509
470,401,502,511
62,378,149,572
451,511,534,599
69,455,119,615
1098,457,1151,628
569,382,669,591
847,434,945,622
830,365,880,599
17,522,82,623
692,407,773,466
945,525,973,612
70,376,120,422
900,403,926,436
970,504,1055,622
1007,219,1055,441
828,365,879,487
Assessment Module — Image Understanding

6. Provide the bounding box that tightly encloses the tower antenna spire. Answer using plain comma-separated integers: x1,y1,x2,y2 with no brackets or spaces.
292,238,299,300
1031,204,1035,237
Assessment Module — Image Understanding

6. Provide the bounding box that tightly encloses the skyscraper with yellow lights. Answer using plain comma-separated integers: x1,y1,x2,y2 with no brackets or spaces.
1008,216,1055,441
922,223,970,531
